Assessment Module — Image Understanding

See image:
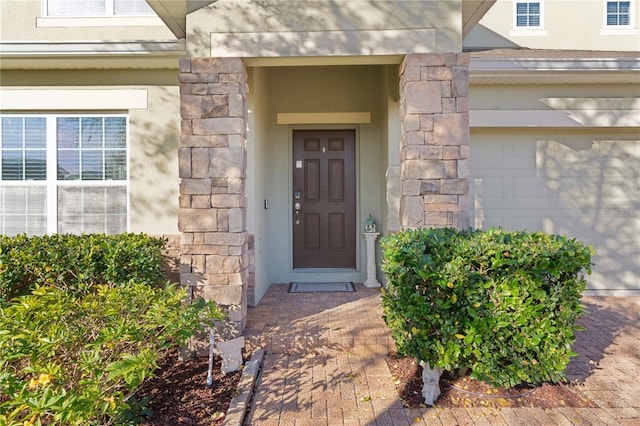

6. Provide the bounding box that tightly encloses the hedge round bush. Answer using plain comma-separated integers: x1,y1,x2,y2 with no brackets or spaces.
381,227,593,388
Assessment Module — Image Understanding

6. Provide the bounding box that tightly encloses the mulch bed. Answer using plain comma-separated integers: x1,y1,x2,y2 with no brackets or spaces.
136,350,596,423
387,353,597,409
137,349,243,425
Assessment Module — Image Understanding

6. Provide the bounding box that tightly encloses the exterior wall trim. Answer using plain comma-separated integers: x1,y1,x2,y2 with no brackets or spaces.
0,89,148,110
470,108,640,128
210,29,436,58
469,56,640,84
0,40,185,57
471,57,640,72
276,112,371,125
36,16,166,28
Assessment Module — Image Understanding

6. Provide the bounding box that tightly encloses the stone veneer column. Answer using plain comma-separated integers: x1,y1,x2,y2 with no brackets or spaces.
178,57,249,339
399,53,470,230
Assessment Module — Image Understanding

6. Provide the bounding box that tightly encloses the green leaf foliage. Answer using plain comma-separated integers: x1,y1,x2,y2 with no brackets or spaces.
0,233,225,425
0,233,166,306
0,283,223,425
380,227,592,388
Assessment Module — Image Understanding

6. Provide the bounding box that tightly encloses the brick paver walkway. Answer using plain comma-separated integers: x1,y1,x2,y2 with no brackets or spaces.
244,284,640,425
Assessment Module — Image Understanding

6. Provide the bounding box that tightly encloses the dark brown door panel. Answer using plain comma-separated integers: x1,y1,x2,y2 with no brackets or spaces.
293,130,356,268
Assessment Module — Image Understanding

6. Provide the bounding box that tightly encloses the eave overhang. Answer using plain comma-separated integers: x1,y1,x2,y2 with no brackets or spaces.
462,0,497,38
145,0,215,39
470,53,640,85
0,40,186,70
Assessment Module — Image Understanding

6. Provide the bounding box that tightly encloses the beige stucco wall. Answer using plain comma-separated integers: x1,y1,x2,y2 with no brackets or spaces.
476,0,640,51
129,84,180,235
376,64,401,285
471,84,640,110
187,0,463,60
0,70,181,236
0,0,175,41
381,65,402,234
246,67,271,305
470,83,640,128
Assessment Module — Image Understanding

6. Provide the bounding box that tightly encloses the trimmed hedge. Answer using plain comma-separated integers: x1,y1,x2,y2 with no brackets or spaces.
0,283,223,425
0,233,166,305
380,227,593,388
0,233,224,424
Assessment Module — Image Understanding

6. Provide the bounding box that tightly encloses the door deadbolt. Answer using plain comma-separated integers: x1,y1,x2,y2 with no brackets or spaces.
294,202,301,225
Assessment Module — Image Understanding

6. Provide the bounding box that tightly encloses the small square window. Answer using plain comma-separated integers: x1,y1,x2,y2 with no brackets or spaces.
1,117,47,181
44,0,154,17
606,1,632,26
515,2,543,28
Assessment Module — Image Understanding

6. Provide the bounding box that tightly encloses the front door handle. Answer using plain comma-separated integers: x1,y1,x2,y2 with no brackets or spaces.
294,202,301,224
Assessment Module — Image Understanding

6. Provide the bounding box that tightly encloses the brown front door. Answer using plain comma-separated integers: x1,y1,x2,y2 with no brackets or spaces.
292,130,356,269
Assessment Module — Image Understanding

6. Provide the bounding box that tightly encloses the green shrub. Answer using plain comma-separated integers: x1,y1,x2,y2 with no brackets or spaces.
0,233,166,305
0,282,223,426
381,227,593,388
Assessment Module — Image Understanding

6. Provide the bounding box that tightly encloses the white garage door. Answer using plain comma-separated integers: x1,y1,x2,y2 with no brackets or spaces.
469,131,640,294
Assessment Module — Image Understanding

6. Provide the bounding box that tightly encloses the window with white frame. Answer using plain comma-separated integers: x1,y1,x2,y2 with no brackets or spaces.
515,1,543,28
0,115,128,236
44,0,154,17
605,1,632,26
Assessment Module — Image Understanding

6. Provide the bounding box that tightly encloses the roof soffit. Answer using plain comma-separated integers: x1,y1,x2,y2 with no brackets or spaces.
469,52,640,84
462,0,497,38
146,0,216,38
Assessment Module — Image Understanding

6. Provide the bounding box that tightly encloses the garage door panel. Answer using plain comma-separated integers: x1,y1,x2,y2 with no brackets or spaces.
476,208,596,235
594,213,639,249
470,133,640,293
473,136,537,167
474,209,540,231
472,177,504,203
511,176,550,201
559,180,636,208
591,245,639,293
510,216,545,231
538,139,640,171
474,212,510,230
475,176,559,208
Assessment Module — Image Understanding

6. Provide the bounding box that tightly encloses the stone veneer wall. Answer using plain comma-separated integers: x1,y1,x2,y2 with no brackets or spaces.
160,234,181,284
177,57,249,340
399,53,470,230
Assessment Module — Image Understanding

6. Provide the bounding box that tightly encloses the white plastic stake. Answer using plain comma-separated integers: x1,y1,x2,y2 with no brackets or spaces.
206,326,215,387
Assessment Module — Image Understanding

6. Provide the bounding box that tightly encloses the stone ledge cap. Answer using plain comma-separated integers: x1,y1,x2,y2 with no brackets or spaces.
224,348,264,426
